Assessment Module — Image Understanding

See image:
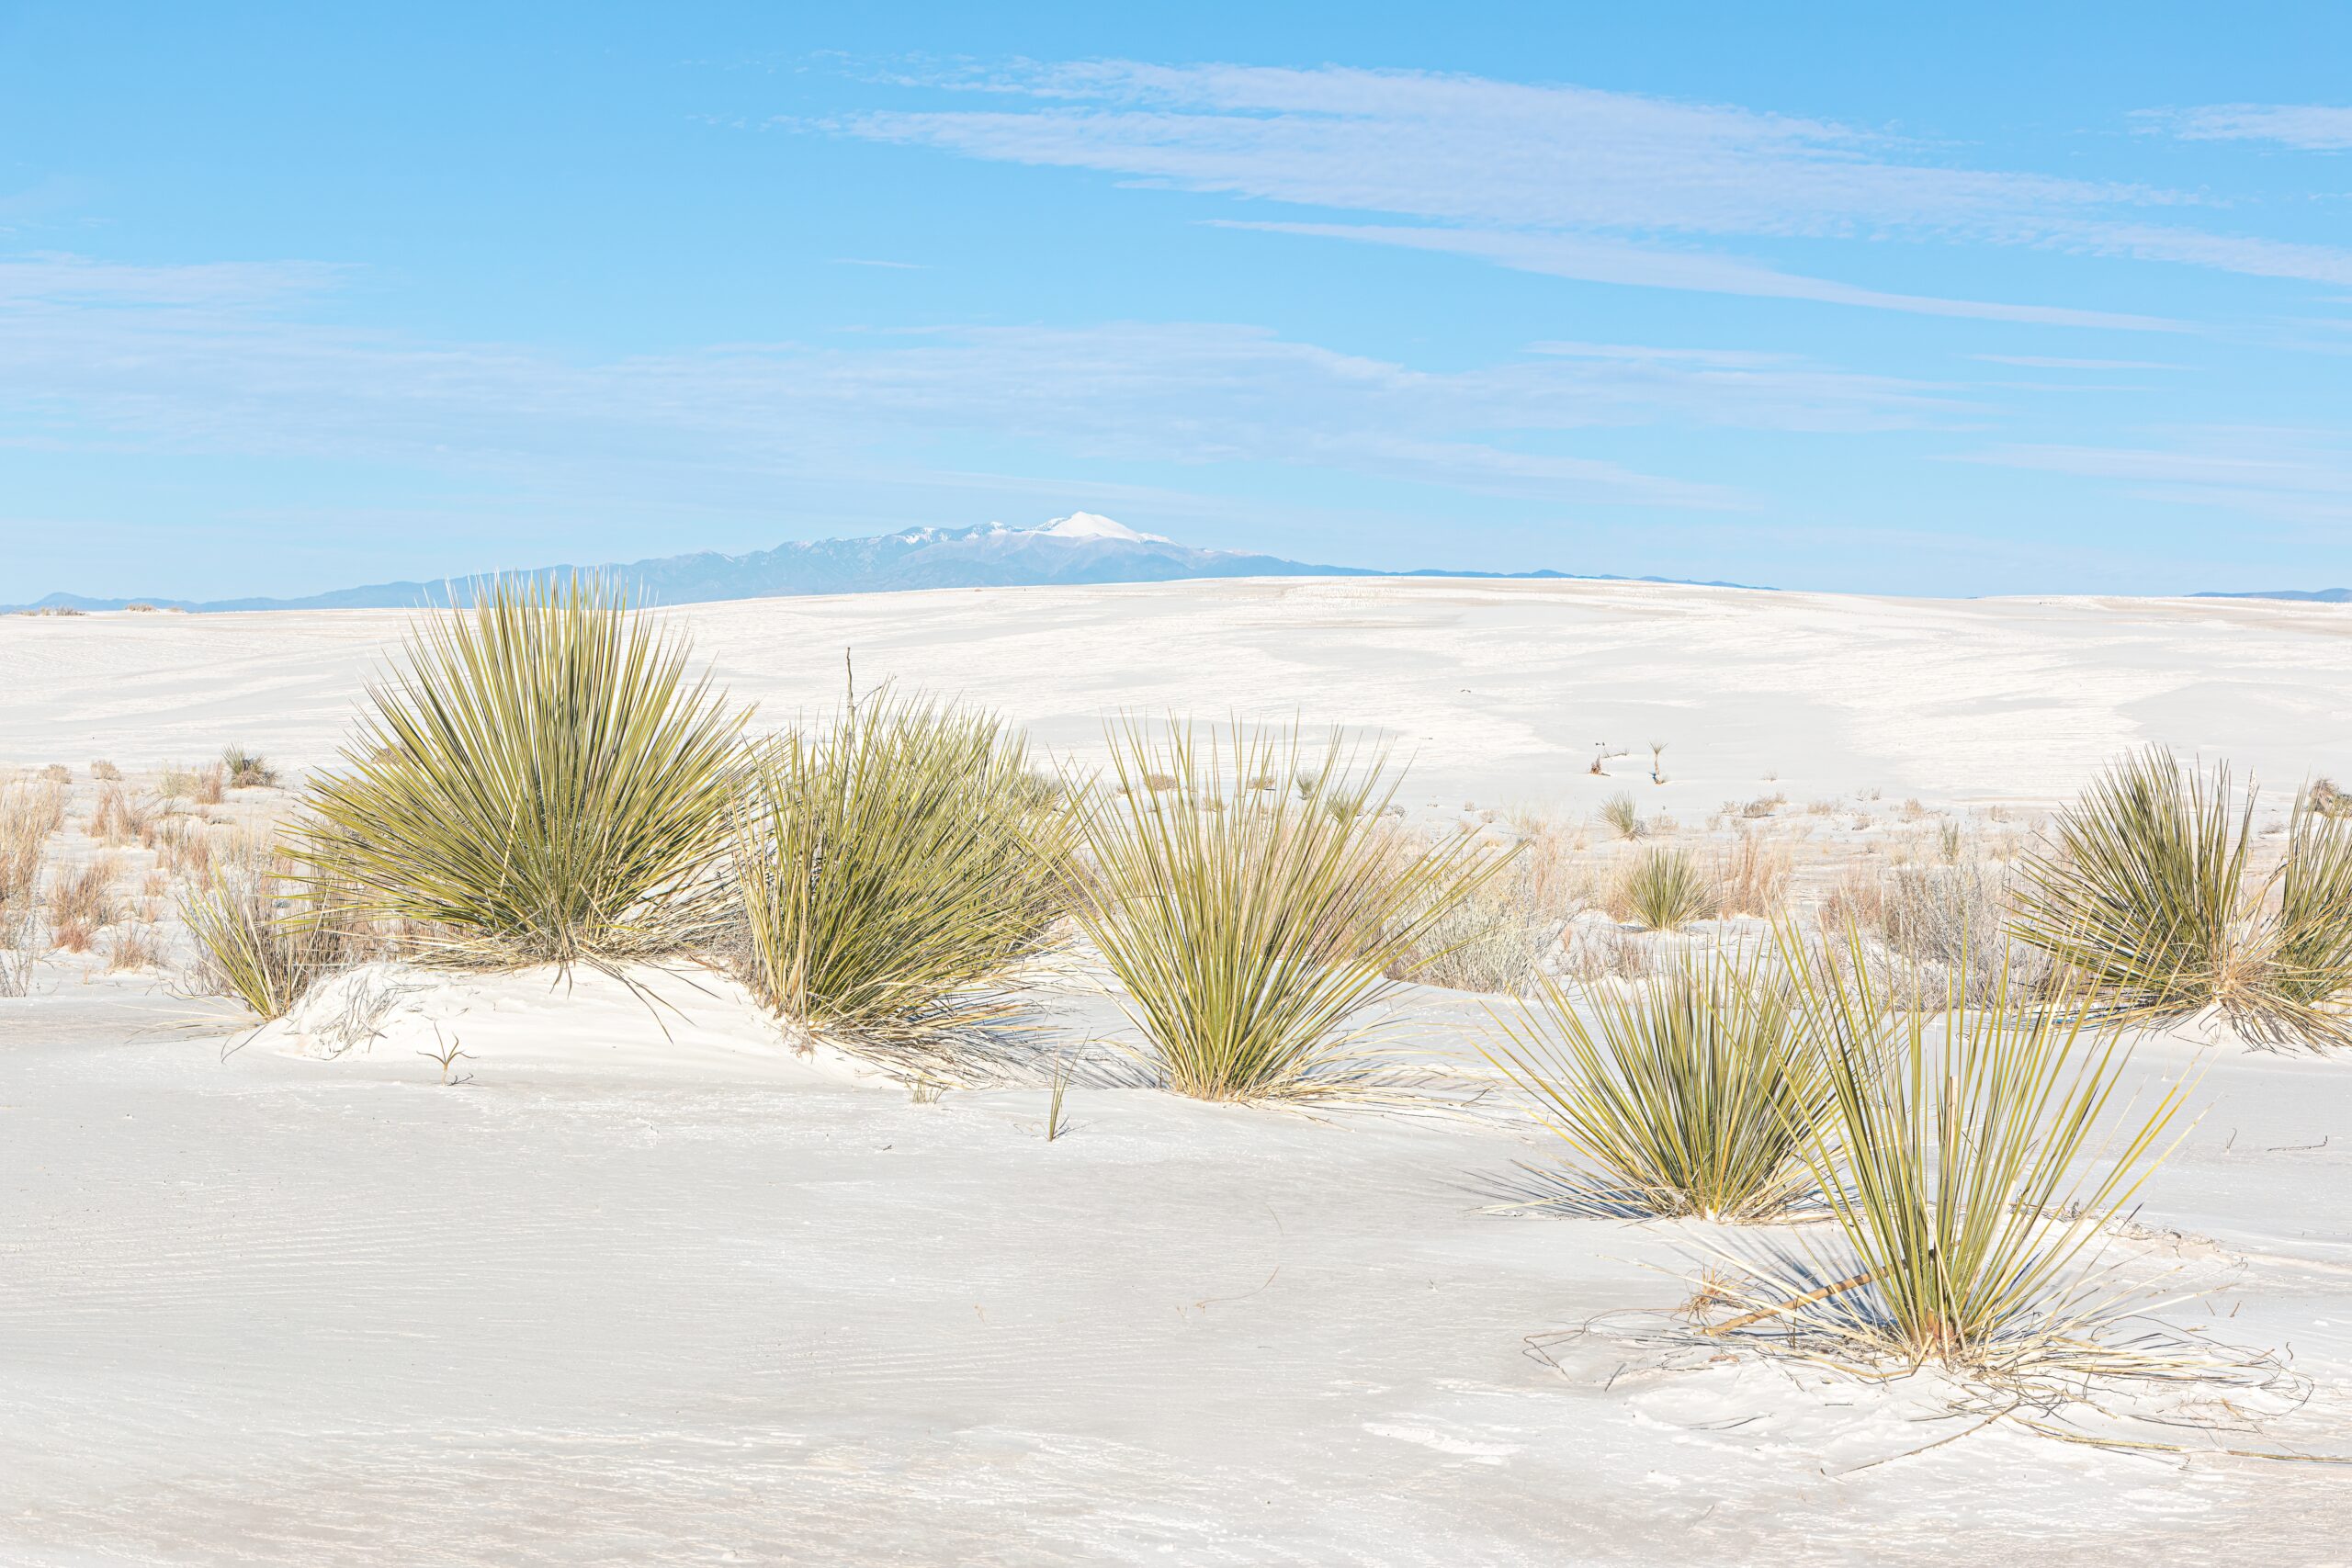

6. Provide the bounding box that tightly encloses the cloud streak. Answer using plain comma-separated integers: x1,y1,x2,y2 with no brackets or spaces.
2147,103,2352,151
822,62,2352,319
0,256,1969,517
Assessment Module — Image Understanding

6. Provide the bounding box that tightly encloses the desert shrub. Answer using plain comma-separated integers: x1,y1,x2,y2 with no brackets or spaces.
1599,792,1643,840
1738,792,1787,820
1069,719,1504,1100
1749,927,2198,1371
90,760,122,782
1616,847,1717,931
295,575,748,966
1486,953,1826,1221
2309,777,2351,820
1561,922,1655,982
177,846,367,1018
44,856,119,934
1395,825,1589,996
731,694,1069,1039
2011,747,2352,1044
220,746,279,789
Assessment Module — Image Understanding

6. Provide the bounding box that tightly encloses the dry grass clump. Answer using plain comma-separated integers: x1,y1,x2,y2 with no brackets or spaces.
0,782,60,991
45,856,119,942
1396,819,1589,996
1733,929,2199,1373
149,816,214,877
1486,953,1826,1221
1737,792,1787,820
177,843,368,1018
2309,777,2351,819
104,921,166,972
0,781,62,903
1599,792,1644,840
1713,829,1791,918
89,784,156,847
1561,923,1656,982
1614,847,1718,931
91,760,122,782
2012,747,2352,1045
220,746,279,788
1070,719,1503,1100
1824,857,2051,1007
296,575,748,967
731,694,1070,1041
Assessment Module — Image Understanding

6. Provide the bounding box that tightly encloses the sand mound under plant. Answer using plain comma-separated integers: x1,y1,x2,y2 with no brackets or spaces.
246,960,894,1086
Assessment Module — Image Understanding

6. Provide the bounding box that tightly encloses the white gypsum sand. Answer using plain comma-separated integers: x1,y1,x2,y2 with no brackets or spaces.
5,577,2351,809
2,577,2351,1564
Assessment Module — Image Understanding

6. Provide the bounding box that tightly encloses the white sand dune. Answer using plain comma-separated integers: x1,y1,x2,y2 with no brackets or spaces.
6,577,2349,810
5,577,2352,1563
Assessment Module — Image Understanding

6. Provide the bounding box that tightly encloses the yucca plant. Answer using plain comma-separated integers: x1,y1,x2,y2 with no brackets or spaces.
1070,719,1505,1100
1484,952,1826,1221
178,846,364,1019
732,694,1070,1040
2012,747,2352,1046
295,575,748,966
1733,926,2199,1371
1619,846,1717,931
1600,792,1643,840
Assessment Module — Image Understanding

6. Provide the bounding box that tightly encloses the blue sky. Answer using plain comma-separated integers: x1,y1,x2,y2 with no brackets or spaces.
4,2,2350,600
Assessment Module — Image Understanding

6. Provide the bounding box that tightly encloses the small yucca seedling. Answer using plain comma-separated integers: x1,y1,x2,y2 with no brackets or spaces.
1724,926,2200,1372
2012,747,2352,1046
1619,847,1716,931
1600,792,1643,840
220,746,278,789
732,694,1069,1041
1484,952,1826,1221
1069,719,1506,1101
297,575,749,967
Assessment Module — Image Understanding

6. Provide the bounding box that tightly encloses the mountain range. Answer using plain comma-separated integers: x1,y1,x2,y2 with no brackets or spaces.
7,513,1761,612
2189,587,2352,603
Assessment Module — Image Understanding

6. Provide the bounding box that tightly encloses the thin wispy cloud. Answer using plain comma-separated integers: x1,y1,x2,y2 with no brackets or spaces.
1963,430,2352,528
1967,355,2185,370
2143,103,2352,151
0,256,1963,514
821,62,2352,318
1219,220,2180,330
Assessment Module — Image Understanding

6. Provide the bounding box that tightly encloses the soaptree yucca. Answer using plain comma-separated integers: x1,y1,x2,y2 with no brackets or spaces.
1070,719,1505,1100
733,694,1069,1040
297,575,748,965
1726,926,2199,1373
2011,747,2352,1046
1618,846,1718,932
1485,951,1825,1221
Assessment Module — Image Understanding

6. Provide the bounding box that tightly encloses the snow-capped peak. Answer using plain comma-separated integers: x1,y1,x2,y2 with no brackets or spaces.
1032,512,1166,544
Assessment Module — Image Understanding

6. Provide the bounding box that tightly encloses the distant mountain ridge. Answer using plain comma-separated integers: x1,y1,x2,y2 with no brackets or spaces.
9,513,1765,612
2190,587,2352,604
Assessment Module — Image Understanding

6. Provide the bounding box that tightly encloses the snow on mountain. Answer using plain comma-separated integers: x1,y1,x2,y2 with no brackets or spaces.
1032,512,1168,544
